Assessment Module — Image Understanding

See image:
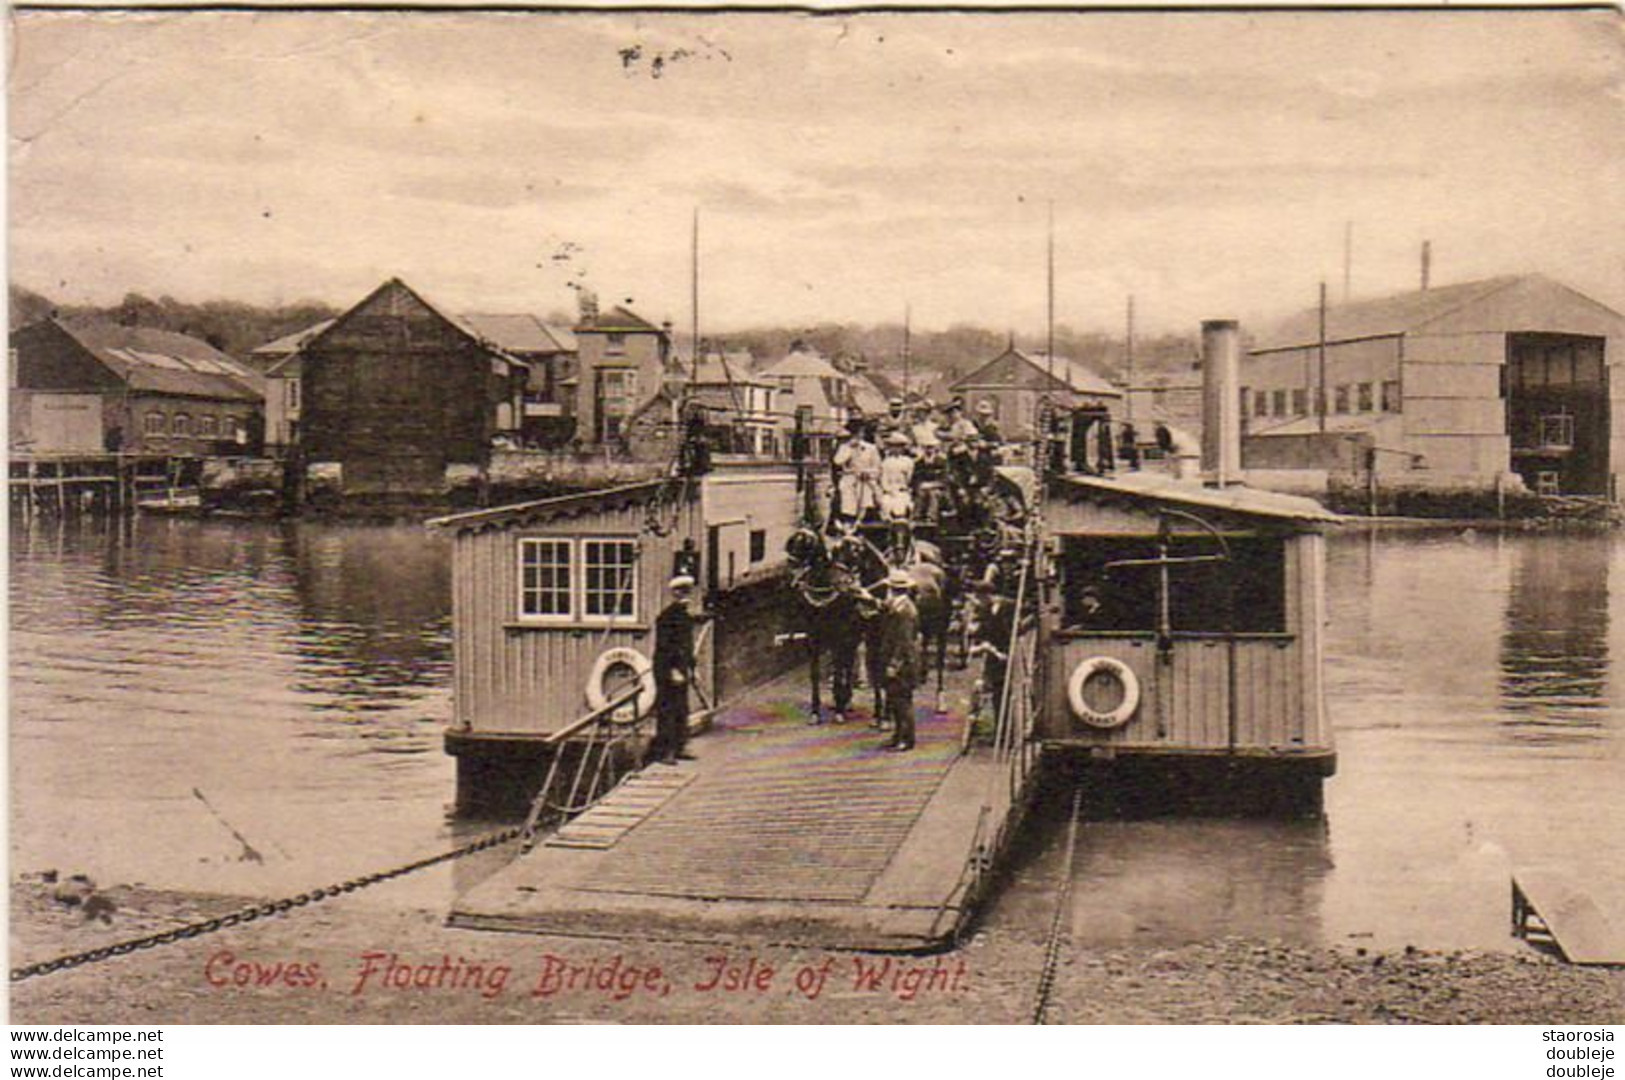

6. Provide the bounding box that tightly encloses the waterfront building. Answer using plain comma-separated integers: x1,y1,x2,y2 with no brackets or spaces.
297,278,527,500
456,313,578,447
8,317,264,456
1242,274,1625,498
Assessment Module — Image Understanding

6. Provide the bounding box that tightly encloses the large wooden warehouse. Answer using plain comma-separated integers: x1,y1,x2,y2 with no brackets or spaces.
1242,274,1625,498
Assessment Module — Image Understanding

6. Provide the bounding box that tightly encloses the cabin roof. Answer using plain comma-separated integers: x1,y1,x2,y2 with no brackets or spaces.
1049,471,1341,527
427,478,672,534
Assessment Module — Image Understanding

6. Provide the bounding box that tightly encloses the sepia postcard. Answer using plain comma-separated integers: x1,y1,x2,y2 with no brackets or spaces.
6,4,1624,1038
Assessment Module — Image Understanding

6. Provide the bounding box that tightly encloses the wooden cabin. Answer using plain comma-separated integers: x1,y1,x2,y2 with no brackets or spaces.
1036,469,1340,798
428,463,818,810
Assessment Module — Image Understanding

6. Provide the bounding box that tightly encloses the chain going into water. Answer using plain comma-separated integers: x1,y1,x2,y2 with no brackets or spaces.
1031,783,1084,1024
10,826,523,984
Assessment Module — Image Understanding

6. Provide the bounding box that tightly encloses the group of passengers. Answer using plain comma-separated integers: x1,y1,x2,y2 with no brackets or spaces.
829,395,1006,529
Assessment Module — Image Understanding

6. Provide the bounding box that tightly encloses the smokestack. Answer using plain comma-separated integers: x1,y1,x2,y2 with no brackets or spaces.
1420,241,1432,292
1200,319,1242,487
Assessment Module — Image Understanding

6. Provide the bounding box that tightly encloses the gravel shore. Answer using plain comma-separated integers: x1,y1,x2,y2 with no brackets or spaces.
10,876,1623,1025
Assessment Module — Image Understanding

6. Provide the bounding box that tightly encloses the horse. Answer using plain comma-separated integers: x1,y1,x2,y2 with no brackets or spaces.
828,527,953,714
784,524,881,724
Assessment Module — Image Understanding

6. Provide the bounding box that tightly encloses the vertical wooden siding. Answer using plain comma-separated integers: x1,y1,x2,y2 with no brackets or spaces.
1041,535,1328,754
452,495,704,736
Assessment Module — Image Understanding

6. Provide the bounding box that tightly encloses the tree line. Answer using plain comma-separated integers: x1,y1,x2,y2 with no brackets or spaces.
10,282,1199,383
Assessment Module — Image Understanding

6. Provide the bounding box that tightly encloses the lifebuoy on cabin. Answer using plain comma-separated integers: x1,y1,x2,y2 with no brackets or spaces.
586,646,655,718
1066,656,1140,729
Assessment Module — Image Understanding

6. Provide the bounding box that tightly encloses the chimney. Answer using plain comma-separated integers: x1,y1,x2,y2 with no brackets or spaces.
576,287,599,327
1420,240,1432,291
1200,319,1242,487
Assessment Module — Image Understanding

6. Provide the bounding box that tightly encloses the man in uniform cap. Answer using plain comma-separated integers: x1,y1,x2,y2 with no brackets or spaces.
877,569,921,751
649,574,699,764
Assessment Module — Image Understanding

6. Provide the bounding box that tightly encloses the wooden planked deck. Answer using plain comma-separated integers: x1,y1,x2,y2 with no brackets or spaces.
450,670,1005,951
1513,869,1625,966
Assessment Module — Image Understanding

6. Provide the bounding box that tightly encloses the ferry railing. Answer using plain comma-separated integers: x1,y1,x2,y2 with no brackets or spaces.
518,621,715,850
519,685,649,850
953,543,1043,925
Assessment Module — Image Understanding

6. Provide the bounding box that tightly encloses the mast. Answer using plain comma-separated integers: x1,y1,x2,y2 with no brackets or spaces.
1125,294,1136,425
902,303,912,400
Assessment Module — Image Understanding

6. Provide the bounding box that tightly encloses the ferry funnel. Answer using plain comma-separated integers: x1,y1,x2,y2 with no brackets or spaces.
1200,319,1243,487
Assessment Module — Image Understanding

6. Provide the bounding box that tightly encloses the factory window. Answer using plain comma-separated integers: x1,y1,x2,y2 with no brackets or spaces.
1357,383,1374,412
1333,386,1350,415
1537,413,1575,450
171,414,191,437
749,529,767,564
1291,389,1308,416
1059,534,1287,635
144,412,166,436
518,538,573,620
1381,381,1402,412
1253,390,1268,417
1271,390,1287,418
1239,387,1251,419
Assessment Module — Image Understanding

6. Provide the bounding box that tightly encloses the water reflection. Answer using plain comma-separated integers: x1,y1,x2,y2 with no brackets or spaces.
8,514,462,900
9,517,1624,947
1499,534,1611,736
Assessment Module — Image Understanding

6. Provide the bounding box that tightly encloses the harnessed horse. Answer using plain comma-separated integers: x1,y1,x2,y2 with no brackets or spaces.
827,527,953,715
784,525,883,723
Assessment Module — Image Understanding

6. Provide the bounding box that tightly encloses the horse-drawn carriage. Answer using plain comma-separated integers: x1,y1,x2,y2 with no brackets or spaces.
783,461,1038,727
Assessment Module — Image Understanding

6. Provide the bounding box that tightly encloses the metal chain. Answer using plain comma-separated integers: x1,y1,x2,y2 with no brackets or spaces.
10,826,523,984
1030,783,1085,1025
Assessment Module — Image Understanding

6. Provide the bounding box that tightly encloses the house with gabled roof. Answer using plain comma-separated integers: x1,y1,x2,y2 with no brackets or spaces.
1242,274,1625,496
949,345,1121,441
760,343,851,455
456,313,578,445
572,302,677,447
9,317,264,455
296,278,528,500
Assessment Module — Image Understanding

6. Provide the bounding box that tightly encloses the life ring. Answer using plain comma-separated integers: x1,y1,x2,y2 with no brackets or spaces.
586,647,656,719
1066,656,1140,729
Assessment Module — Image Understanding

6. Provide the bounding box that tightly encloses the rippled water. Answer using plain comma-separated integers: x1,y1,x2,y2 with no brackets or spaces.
8,516,1624,949
990,526,1625,953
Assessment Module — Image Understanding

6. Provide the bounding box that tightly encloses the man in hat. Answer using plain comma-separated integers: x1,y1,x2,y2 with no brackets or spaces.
878,397,911,447
649,573,700,764
879,430,915,521
832,417,882,523
973,399,1004,445
876,568,921,751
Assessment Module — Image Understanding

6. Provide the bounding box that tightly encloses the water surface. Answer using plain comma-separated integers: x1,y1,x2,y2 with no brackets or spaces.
9,517,1623,949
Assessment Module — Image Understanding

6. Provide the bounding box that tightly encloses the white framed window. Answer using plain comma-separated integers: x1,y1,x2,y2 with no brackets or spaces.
172,413,191,436
583,538,638,620
518,538,574,621
144,411,166,436
516,536,639,624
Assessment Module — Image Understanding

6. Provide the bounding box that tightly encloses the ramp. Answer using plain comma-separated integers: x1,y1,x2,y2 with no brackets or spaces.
450,671,1009,952
1512,869,1625,966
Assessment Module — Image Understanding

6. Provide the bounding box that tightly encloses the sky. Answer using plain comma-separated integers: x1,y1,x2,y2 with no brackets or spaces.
7,9,1623,337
